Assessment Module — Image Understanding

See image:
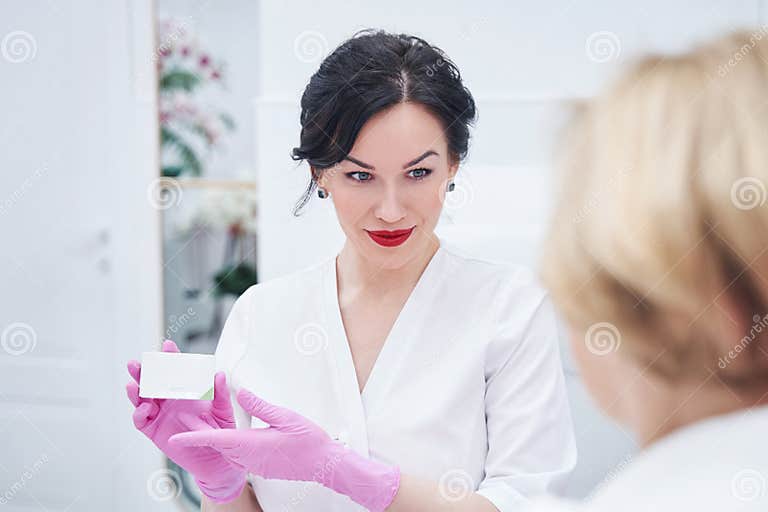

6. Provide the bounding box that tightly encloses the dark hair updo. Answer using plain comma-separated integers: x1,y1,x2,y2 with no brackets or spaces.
290,29,477,215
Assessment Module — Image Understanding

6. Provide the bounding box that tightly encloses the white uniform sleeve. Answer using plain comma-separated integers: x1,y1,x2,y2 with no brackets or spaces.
476,270,577,511
214,285,257,431
523,495,584,512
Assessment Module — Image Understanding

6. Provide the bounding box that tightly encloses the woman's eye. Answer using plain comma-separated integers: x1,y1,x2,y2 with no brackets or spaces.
347,171,372,182
408,168,432,180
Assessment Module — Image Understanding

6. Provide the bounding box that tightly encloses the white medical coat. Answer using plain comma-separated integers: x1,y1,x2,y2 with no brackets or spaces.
525,404,768,512
215,240,577,511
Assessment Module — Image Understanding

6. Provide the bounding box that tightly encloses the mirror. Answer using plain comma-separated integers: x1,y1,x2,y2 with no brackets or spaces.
154,1,260,507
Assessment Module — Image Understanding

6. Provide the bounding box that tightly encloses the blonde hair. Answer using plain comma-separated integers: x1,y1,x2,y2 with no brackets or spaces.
541,30,768,388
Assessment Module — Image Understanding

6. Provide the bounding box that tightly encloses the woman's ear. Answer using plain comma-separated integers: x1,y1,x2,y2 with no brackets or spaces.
710,287,764,376
448,160,459,181
312,165,328,188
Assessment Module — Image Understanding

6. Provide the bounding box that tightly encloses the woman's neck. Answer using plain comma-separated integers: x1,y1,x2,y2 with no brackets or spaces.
336,234,440,302
631,376,768,448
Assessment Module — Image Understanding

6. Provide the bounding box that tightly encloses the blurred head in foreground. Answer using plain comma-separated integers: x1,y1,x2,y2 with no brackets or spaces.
541,30,768,446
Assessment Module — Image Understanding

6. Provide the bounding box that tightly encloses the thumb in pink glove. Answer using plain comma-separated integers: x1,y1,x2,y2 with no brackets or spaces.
125,340,246,503
168,389,400,512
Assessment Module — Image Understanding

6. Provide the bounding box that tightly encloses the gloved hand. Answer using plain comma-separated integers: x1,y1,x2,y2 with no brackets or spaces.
125,340,247,503
168,389,401,512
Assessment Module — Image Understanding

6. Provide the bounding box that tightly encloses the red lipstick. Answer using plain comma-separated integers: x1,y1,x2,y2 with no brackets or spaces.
365,227,415,247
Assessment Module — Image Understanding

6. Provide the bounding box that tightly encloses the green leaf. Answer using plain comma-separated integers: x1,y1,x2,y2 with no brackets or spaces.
199,387,214,400
160,126,202,176
212,262,258,298
161,166,183,177
187,123,212,146
219,113,236,131
160,69,201,92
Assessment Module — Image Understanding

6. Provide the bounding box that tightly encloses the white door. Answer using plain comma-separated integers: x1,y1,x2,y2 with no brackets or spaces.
0,1,168,510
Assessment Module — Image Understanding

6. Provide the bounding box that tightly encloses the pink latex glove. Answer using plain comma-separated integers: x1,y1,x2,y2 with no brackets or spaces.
168,389,401,512
125,340,247,503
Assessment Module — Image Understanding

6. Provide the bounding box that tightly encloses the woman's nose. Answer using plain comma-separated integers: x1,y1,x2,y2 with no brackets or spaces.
374,186,407,224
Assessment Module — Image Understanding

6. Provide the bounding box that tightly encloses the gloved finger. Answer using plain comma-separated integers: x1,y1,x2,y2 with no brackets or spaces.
177,411,217,432
126,381,141,407
237,388,303,429
133,401,160,430
168,429,245,453
162,339,180,353
201,412,222,430
127,360,141,384
210,372,235,428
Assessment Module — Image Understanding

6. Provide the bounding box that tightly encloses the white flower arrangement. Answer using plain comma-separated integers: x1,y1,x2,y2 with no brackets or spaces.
173,171,258,236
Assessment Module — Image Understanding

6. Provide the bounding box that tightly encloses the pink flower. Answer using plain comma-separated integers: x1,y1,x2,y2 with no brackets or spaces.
199,55,210,67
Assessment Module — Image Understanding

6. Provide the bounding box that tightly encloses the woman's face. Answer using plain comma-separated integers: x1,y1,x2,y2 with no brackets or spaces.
317,102,458,270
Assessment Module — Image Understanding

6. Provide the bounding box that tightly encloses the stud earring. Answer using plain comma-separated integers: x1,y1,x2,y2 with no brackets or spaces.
317,187,329,199
446,181,455,192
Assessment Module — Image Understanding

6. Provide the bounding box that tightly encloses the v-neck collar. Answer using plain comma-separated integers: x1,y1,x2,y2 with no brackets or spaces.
322,242,446,453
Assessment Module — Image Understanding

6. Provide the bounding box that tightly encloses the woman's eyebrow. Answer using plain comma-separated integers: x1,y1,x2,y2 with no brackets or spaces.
343,155,375,169
343,150,438,170
403,150,438,168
